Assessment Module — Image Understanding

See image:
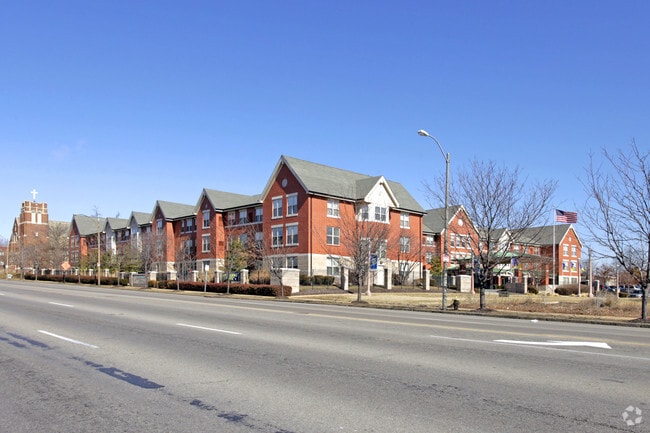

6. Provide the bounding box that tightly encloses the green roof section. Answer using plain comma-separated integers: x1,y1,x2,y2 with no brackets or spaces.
199,188,261,211
264,155,425,214
153,200,196,221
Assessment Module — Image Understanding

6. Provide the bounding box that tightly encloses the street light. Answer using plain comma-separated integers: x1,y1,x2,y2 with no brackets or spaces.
418,129,450,310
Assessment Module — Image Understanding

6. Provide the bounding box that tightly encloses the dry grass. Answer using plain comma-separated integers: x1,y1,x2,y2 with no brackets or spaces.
291,290,644,320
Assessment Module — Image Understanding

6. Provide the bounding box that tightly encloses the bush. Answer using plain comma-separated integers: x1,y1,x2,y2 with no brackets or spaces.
299,275,335,286
555,284,580,296
527,286,538,295
157,280,291,297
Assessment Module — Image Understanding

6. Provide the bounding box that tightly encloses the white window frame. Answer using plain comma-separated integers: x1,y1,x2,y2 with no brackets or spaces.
272,225,283,247
327,226,340,246
400,236,411,253
286,223,299,246
286,193,298,216
202,234,210,253
255,207,263,222
375,206,387,223
327,199,340,218
400,213,410,228
272,197,283,219
202,210,210,228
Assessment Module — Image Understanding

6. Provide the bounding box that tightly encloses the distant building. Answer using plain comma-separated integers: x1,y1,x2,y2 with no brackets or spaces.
7,193,69,274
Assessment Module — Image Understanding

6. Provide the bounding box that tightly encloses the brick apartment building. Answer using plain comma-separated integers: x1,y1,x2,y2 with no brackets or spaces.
60,155,581,289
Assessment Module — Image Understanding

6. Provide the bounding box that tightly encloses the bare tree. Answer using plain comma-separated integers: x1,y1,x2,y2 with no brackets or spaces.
426,159,556,309
336,204,392,301
583,140,649,320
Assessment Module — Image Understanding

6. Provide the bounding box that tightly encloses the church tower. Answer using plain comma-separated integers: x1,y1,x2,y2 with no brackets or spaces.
8,190,50,273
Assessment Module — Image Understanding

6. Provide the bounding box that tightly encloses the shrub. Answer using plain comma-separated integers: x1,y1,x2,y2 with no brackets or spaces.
157,280,291,297
527,286,539,295
555,284,580,296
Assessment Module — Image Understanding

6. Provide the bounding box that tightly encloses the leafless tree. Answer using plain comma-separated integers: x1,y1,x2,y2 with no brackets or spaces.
583,140,649,320
426,159,556,309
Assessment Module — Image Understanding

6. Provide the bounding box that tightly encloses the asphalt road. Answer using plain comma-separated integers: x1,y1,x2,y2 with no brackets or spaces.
0,280,648,432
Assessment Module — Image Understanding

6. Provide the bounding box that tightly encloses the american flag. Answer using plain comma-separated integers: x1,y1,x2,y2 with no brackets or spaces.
555,209,578,224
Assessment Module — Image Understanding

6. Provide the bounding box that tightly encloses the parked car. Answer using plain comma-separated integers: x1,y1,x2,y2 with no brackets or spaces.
629,288,644,298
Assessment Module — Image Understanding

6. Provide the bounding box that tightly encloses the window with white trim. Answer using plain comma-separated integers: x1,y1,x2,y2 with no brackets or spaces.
327,256,340,276
327,199,340,217
375,206,387,222
327,226,340,246
239,209,248,224
272,226,283,247
287,193,298,216
202,234,210,253
400,213,410,228
202,210,210,228
287,256,298,269
272,197,282,218
255,207,263,222
400,236,411,253
286,224,298,245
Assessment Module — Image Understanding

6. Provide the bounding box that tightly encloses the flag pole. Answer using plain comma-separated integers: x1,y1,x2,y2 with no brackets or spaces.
552,209,556,290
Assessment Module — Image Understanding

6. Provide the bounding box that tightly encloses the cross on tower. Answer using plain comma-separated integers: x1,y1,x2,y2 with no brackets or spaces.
30,189,38,201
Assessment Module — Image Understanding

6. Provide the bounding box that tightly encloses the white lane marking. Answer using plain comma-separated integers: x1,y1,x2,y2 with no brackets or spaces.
494,340,612,349
49,302,74,308
177,323,242,335
38,330,99,349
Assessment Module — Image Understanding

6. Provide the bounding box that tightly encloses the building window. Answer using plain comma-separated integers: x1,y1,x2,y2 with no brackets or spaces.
286,224,298,245
287,256,298,269
400,213,410,228
239,233,248,244
377,240,387,259
426,235,434,246
563,244,569,256
359,205,369,221
272,226,283,247
426,252,433,264
571,245,577,256
327,256,340,276
239,209,248,224
202,235,210,253
202,210,210,228
327,226,340,246
327,200,340,217
227,211,236,226
255,207,263,222
400,236,411,253
157,219,163,231
255,231,263,248
272,197,283,218
375,206,387,222
287,193,298,216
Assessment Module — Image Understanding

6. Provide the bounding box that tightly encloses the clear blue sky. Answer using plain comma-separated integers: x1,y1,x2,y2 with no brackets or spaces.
2,0,648,243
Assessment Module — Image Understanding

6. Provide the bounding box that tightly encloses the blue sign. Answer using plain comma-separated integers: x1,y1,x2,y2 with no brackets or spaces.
370,254,378,270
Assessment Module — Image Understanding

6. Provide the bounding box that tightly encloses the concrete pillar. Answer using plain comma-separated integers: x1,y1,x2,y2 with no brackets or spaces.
240,269,249,284
424,269,431,291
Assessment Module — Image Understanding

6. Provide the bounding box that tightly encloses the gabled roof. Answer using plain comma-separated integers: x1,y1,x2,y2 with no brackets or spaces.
196,188,261,212
71,214,104,236
422,205,464,233
261,155,425,213
129,211,151,227
514,224,581,247
105,217,129,231
152,200,195,221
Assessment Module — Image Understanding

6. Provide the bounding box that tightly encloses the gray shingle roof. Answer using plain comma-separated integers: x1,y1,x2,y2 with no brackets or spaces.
72,214,104,236
105,217,129,231
154,200,196,220
277,155,425,213
422,205,463,233
201,188,261,211
129,211,151,227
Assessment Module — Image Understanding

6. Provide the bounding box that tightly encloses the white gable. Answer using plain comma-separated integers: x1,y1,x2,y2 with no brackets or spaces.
364,178,398,208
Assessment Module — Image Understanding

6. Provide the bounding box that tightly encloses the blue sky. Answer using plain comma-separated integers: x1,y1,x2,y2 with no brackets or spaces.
2,0,648,243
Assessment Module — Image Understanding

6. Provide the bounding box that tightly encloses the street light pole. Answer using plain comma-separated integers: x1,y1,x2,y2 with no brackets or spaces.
418,129,450,310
